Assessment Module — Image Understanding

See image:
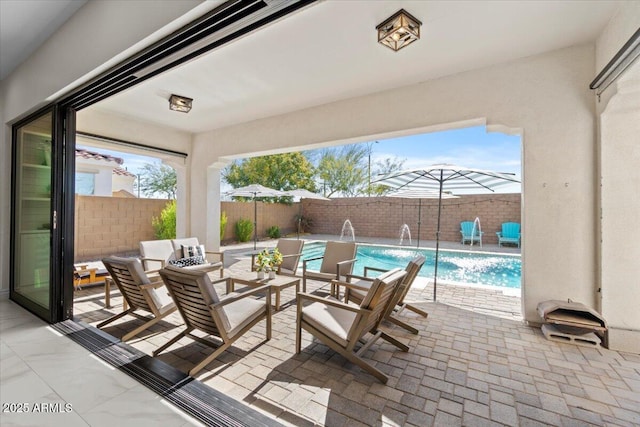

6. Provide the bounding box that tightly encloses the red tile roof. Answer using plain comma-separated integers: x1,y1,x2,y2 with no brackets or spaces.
75,148,124,165
113,167,136,178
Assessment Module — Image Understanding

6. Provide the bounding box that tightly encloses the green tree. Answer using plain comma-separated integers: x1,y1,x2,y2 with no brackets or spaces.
317,145,368,197
223,153,316,201
139,163,177,199
152,200,176,239
369,156,406,196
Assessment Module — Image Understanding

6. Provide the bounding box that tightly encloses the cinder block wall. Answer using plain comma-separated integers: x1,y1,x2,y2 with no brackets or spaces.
74,195,170,261
220,201,299,242
302,194,521,244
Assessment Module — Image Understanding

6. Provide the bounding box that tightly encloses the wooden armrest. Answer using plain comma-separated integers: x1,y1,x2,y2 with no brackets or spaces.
363,266,388,276
140,257,166,268
282,253,302,259
346,273,374,282
205,250,224,261
303,256,324,264
139,280,165,290
331,279,371,292
337,258,357,267
296,292,370,314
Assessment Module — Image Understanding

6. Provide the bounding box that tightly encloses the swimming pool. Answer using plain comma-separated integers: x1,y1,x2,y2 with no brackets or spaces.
301,242,521,289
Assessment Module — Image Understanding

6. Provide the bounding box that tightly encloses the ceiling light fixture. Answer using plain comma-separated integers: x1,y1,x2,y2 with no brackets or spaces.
376,9,422,52
169,94,193,113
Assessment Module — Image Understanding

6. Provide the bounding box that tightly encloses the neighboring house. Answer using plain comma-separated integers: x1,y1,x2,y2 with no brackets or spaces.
75,148,136,196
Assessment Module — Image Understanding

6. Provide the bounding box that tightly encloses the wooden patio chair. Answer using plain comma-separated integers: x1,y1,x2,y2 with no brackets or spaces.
251,239,305,276
342,255,427,334
302,241,357,293
296,268,407,383
99,256,177,341
139,238,224,278
154,265,272,376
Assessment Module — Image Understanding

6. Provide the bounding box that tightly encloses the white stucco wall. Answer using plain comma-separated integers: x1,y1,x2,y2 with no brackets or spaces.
594,2,640,352
191,44,597,324
112,174,136,195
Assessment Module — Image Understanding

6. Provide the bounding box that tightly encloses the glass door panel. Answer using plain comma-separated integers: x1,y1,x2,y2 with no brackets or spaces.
13,112,53,310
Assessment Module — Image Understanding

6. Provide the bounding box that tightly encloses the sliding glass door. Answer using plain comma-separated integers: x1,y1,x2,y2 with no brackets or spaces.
11,107,75,322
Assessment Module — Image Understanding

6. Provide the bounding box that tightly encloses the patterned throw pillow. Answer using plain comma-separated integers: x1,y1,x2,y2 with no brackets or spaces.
182,244,205,258
169,256,205,267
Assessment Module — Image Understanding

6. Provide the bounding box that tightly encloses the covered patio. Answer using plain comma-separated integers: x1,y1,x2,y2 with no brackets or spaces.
1,1,639,426
64,238,639,426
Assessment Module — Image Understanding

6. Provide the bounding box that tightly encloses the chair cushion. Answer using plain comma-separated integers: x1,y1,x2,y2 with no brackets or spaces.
347,279,373,303
302,296,357,347
169,256,205,267
182,244,205,258
222,297,266,337
320,241,356,275
148,286,175,314
139,240,175,270
171,237,200,259
277,239,304,272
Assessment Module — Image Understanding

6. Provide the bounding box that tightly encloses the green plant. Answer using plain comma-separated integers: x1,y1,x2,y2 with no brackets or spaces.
294,214,313,233
220,211,228,241
235,218,253,242
266,225,281,239
254,248,283,272
152,200,176,239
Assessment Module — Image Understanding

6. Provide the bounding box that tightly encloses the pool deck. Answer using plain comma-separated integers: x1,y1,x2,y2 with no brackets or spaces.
64,237,640,427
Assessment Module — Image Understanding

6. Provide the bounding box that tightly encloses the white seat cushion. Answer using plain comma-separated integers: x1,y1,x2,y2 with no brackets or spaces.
302,296,357,347
148,286,175,314
222,297,266,337
347,279,373,301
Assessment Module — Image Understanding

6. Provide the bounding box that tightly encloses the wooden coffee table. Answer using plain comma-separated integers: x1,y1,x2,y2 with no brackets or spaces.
229,272,300,311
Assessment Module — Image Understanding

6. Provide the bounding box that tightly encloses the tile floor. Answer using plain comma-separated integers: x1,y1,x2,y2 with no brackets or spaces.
4,238,640,426
0,299,202,426
68,243,639,427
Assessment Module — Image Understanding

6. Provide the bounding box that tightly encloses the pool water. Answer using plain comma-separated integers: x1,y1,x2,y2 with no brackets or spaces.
301,242,521,289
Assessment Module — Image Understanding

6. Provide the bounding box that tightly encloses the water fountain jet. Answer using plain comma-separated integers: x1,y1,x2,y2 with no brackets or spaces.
340,219,355,241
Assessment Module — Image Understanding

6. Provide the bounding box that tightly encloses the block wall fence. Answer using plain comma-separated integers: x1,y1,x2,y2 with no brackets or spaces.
74,195,170,261
302,194,521,244
220,201,299,243
75,194,520,261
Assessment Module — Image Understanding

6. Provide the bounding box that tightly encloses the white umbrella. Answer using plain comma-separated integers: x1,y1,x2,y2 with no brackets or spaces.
386,188,458,248
283,189,328,239
374,164,519,301
225,184,285,250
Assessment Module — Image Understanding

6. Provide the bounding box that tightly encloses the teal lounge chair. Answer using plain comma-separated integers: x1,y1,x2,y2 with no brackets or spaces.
460,221,483,246
496,222,521,248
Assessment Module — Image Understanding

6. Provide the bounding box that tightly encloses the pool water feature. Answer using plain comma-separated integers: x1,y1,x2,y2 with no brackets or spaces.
301,241,521,289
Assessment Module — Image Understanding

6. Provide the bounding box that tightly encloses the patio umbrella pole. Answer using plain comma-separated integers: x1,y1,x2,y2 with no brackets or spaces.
433,173,444,301
417,199,422,248
253,195,257,250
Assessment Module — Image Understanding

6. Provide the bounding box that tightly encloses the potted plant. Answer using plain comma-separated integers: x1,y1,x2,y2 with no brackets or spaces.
255,248,283,279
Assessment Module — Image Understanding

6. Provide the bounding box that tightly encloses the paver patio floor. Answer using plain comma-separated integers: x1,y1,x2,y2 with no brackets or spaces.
73,243,640,426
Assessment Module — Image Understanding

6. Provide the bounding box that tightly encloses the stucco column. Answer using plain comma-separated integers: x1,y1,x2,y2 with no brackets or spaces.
206,161,227,250
163,159,188,238
599,64,640,353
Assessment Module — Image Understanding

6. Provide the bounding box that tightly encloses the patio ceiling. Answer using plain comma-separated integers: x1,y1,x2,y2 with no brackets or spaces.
89,0,621,134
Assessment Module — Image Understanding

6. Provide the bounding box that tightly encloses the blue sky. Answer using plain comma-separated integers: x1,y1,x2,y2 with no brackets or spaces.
79,124,521,195
369,125,521,193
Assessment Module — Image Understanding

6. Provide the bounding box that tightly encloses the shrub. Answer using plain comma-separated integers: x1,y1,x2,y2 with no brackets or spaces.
220,211,228,241
152,200,176,239
294,214,313,233
235,218,254,242
266,225,281,239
